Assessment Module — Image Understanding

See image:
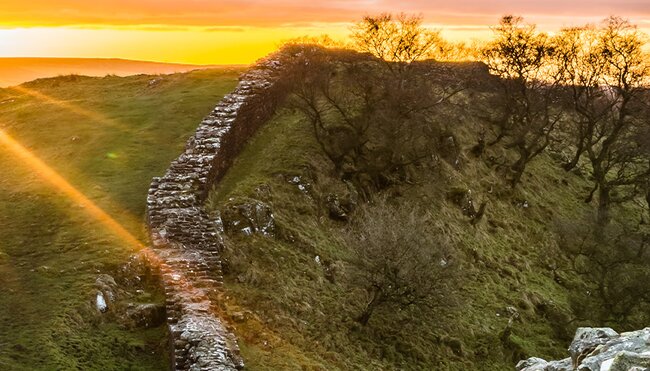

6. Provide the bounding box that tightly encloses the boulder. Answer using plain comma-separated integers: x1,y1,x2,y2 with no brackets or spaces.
518,327,650,371
125,303,166,328
608,351,650,371
96,291,108,313
516,357,571,371
95,274,118,304
325,194,347,221
222,198,276,236
569,327,619,367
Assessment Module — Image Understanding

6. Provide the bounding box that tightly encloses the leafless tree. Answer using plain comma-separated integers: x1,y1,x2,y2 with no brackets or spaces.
481,15,563,187
342,198,458,325
351,13,442,68
557,214,650,325
290,46,462,196
554,17,650,224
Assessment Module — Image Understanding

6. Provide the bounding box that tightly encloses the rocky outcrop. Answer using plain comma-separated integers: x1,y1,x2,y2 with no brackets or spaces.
517,327,650,371
146,49,294,370
221,199,276,237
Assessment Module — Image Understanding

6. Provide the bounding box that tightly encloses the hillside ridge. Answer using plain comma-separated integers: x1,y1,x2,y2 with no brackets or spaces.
0,57,235,87
145,49,292,370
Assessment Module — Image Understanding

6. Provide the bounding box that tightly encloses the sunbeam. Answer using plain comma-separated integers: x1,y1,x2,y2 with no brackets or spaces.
9,86,130,132
0,128,145,251
0,127,220,317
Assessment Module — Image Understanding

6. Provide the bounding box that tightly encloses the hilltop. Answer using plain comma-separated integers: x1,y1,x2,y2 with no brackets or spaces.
200,46,649,370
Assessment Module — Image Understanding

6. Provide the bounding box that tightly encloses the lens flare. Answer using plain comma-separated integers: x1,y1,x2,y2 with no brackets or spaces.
0,128,144,250
9,86,130,132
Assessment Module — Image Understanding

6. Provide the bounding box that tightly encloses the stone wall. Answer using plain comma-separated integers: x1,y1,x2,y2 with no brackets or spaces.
146,50,291,370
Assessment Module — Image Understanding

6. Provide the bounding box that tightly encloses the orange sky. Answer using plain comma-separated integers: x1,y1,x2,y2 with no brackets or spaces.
1,0,649,65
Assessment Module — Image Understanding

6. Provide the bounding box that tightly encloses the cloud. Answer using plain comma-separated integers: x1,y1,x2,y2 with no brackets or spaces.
203,26,246,32
0,0,648,29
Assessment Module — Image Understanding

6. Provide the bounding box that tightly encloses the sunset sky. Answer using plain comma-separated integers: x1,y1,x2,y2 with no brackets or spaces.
1,0,649,65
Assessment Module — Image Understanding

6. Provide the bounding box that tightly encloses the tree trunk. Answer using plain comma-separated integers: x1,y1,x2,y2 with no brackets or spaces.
510,156,526,188
356,288,382,325
597,186,611,226
563,143,584,171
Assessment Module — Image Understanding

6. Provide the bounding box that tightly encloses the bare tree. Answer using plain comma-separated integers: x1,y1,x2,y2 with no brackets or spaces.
290,46,462,196
481,15,562,187
343,198,458,325
351,13,442,68
554,17,650,224
430,40,480,62
557,214,650,325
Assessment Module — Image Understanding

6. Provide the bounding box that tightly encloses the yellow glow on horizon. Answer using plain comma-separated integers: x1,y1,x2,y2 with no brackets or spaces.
0,25,352,65
1,23,647,65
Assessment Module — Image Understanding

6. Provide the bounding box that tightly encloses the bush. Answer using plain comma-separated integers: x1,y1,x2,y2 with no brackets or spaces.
343,197,459,325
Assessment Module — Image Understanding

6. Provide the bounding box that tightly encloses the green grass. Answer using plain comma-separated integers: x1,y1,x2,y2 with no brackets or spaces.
205,96,627,369
0,69,242,369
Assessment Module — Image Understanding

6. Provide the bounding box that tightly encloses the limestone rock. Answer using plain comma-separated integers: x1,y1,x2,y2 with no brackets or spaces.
518,327,650,371
95,274,118,304
516,357,571,371
569,327,619,367
608,351,650,371
96,291,108,313
222,199,276,236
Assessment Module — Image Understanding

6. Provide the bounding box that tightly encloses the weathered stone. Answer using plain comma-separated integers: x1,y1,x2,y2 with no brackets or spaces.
516,357,572,371
95,274,118,303
125,303,166,328
569,327,619,365
222,199,276,237
519,327,650,371
608,351,650,371
325,193,347,220
145,47,294,370
96,291,108,313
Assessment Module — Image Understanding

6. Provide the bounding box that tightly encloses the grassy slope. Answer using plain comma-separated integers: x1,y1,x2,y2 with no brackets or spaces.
0,69,241,370
206,95,623,370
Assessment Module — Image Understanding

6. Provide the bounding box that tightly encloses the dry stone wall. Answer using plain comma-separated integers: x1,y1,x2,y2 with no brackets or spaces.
146,50,292,370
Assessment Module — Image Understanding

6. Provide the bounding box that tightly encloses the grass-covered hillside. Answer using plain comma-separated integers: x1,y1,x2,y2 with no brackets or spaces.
0,69,242,370
206,53,649,369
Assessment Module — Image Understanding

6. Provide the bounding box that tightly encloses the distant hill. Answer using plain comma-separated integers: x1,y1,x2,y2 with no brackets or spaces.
0,57,239,87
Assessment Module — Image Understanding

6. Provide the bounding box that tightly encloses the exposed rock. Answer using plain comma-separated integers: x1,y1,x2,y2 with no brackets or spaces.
125,303,166,328
96,291,108,313
446,187,477,217
95,274,118,304
518,327,650,371
569,327,619,366
146,47,293,370
286,171,314,196
516,357,572,371
607,351,650,371
325,193,347,220
222,198,276,236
